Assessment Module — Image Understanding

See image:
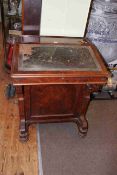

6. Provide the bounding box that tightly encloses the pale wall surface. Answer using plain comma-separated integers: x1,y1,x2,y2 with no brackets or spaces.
40,0,91,37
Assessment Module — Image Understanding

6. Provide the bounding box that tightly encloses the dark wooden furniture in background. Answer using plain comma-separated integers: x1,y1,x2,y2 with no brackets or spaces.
11,0,109,141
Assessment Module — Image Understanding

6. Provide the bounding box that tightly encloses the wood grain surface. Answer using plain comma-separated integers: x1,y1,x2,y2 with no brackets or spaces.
0,29,39,175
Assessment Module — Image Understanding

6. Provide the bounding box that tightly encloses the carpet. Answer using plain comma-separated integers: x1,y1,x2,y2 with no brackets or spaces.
37,100,117,175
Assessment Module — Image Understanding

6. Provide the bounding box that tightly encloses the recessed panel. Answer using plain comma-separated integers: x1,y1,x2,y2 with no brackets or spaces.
30,85,76,115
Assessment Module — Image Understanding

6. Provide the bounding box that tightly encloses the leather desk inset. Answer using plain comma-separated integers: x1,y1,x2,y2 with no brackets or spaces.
18,45,100,71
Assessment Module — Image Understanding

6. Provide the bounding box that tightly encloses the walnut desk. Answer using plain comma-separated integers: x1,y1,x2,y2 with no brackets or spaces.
11,38,109,141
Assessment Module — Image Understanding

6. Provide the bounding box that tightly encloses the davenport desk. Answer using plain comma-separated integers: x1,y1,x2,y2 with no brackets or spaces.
11,0,109,141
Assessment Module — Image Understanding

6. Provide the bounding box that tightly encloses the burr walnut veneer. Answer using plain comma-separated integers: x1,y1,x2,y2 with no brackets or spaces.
11,38,109,141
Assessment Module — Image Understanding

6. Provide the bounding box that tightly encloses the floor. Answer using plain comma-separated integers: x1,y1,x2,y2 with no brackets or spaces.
0,25,39,175
38,99,117,175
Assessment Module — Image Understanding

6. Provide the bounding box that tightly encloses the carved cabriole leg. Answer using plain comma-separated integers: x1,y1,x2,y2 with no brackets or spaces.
74,85,91,137
24,86,31,139
16,86,28,142
24,86,31,121
77,95,90,137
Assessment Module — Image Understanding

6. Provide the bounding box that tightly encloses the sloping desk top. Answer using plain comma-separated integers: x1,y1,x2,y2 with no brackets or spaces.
11,39,109,85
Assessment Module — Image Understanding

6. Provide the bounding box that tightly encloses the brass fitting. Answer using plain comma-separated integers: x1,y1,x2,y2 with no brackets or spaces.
103,75,117,91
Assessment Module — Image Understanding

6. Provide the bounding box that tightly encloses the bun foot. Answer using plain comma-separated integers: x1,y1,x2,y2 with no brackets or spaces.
78,126,88,138
19,131,29,142
76,115,88,137
19,120,29,142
